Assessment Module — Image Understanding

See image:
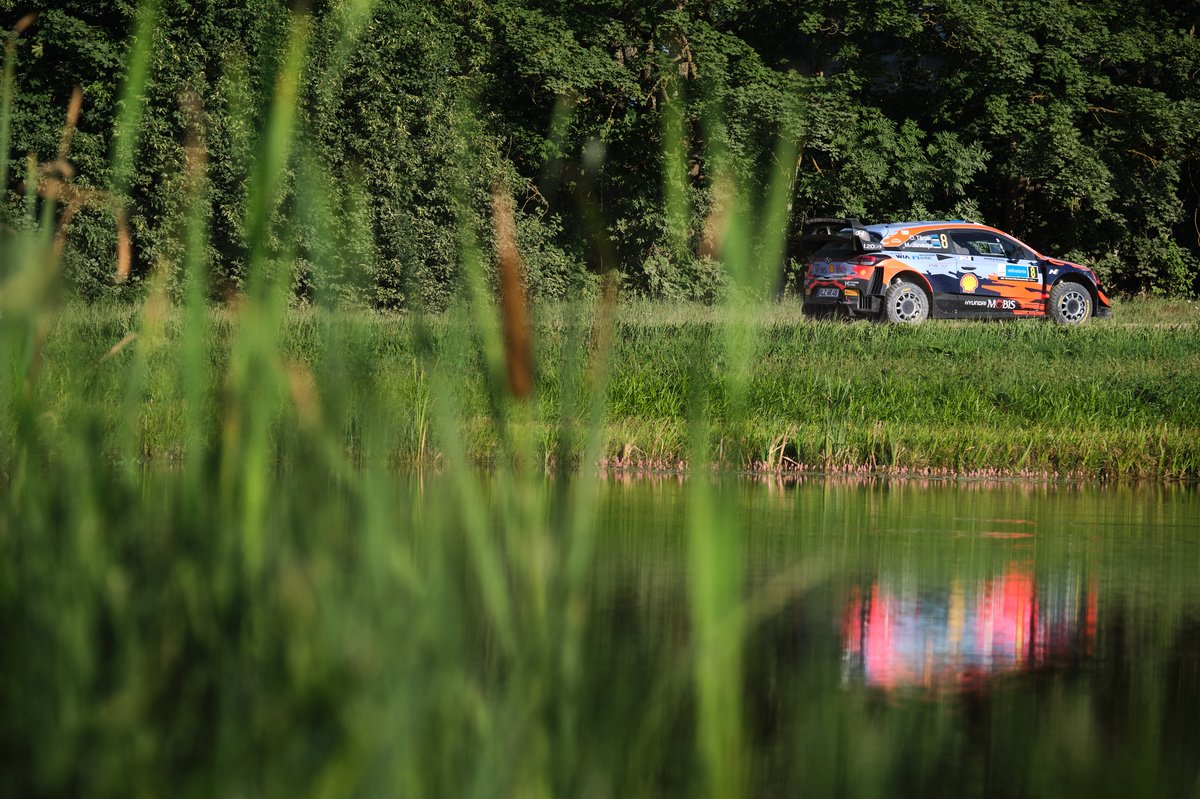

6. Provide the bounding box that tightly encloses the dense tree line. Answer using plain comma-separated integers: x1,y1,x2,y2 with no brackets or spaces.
3,0,1199,304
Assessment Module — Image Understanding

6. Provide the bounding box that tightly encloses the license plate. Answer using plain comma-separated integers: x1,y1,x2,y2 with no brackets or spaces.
815,287,840,298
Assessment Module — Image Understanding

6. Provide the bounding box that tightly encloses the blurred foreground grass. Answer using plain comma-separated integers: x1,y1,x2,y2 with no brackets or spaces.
0,5,756,794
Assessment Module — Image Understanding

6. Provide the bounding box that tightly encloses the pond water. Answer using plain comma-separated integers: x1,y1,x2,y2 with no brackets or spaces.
589,475,1200,796
7,467,1197,796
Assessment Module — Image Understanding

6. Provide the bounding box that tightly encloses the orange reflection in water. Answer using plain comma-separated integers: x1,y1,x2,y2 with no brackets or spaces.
842,564,1097,690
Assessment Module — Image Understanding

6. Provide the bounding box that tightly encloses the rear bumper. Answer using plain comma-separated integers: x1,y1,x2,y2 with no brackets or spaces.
803,295,882,318
803,276,882,317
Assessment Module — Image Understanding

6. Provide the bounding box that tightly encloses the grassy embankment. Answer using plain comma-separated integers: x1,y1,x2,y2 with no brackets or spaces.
28,296,1200,481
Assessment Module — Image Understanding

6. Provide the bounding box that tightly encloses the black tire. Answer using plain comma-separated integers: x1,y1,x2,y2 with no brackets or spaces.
883,279,929,324
1048,281,1093,325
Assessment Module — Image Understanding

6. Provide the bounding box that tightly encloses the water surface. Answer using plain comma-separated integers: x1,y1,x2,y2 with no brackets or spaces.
591,476,1200,796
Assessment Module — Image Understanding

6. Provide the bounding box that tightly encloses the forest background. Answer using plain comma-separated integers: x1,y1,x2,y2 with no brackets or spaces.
4,0,1199,307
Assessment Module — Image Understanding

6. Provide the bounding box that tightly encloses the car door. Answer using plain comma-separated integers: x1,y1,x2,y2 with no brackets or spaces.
948,230,1037,316
892,229,960,315
992,233,1046,316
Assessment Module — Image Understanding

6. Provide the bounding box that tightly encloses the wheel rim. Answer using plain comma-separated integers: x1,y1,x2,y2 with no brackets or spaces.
891,287,924,322
1057,288,1090,323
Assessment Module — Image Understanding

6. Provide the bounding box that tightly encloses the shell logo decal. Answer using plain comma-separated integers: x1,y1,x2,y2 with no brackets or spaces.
960,273,979,293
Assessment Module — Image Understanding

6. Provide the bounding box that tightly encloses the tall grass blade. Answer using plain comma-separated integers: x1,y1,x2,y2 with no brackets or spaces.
0,14,35,211
110,1,158,197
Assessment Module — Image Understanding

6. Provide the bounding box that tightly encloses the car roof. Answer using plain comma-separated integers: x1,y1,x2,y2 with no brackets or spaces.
860,220,1046,258
863,220,986,237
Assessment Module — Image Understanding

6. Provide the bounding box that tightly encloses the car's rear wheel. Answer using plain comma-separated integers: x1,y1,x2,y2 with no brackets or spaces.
1048,281,1092,325
883,279,929,324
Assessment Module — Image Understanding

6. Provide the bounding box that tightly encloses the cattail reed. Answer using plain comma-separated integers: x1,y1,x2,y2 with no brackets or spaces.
491,184,534,401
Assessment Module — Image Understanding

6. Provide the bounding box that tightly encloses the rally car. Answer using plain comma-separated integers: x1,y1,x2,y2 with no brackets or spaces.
798,219,1111,324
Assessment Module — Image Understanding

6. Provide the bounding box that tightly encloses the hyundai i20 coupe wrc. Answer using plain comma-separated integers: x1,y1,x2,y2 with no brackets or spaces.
799,219,1111,324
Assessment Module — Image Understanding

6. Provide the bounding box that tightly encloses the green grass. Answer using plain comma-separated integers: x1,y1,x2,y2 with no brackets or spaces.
17,296,1200,481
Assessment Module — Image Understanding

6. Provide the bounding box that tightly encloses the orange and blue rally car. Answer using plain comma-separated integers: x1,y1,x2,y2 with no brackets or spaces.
799,219,1111,324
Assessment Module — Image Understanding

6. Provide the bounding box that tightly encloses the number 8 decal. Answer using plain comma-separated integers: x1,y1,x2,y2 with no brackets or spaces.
940,233,949,249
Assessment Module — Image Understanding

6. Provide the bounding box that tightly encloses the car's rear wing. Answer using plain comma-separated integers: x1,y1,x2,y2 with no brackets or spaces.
799,218,882,254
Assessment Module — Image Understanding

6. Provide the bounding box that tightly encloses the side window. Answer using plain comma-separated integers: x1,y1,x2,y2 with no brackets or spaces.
899,230,952,253
950,231,1007,258
996,234,1034,261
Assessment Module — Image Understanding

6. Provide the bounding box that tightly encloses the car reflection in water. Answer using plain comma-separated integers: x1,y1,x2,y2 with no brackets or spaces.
842,563,1098,691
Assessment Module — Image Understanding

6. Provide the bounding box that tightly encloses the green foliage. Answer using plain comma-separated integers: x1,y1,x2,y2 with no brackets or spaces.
2,0,1198,301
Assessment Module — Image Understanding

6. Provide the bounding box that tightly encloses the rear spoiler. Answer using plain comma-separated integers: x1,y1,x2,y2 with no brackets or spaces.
799,218,882,253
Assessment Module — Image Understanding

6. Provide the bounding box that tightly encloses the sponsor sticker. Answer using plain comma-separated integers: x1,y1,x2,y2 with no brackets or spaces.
964,298,1018,310
959,273,979,293
813,261,854,277
1004,264,1039,281
907,233,947,249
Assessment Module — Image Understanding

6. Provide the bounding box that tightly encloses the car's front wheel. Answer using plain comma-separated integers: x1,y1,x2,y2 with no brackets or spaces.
1048,281,1093,325
883,279,929,324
